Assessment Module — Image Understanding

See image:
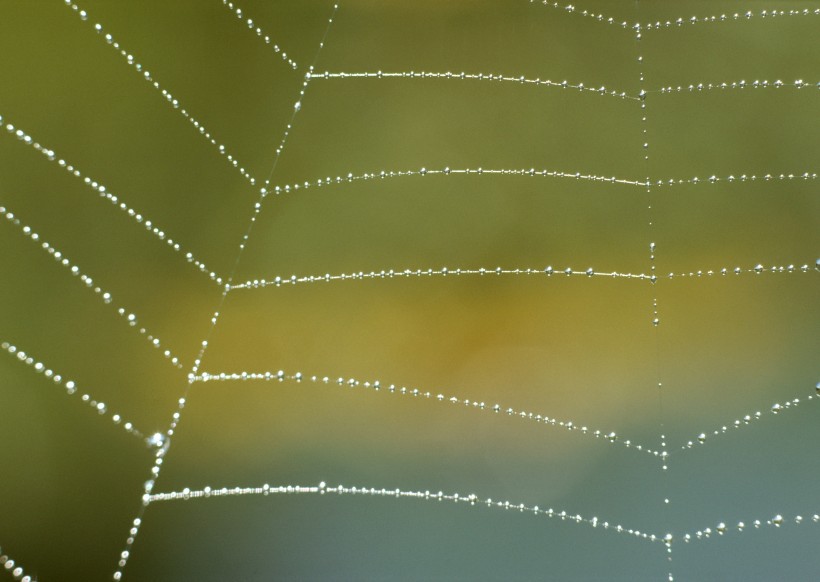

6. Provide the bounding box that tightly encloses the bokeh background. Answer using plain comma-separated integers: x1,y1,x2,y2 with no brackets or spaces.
0,1,818,580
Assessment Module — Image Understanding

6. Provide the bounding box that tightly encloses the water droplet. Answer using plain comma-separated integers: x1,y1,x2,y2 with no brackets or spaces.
147,432,166,448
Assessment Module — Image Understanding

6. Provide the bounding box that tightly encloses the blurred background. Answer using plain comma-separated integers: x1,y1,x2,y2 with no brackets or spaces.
0,1,817,580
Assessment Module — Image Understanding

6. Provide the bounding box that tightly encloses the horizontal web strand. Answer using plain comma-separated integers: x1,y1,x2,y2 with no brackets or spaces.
641,8,820,32
650,78,820,95
680,387,819,452
265,167,819,198
144,481,664,544
263,166,647,200
534,2,820,33
230,266,650,291
0,205,184,370
651,171,817,188
665,262,818,280
1,341,146,441
63,0,257,186
309,71,636,100
193,370,660,457
1,115,223,286
680,511,820,544
232,260,816,292
221,0,298,70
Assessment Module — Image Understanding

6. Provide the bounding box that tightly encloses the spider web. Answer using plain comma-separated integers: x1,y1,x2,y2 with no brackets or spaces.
0,0,818,580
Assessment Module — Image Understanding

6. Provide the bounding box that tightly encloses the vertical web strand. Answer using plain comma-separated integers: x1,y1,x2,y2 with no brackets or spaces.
634,9,674,579
110,6,340,580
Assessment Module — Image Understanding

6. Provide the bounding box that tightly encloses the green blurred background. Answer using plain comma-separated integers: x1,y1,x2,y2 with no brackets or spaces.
0,1,818,580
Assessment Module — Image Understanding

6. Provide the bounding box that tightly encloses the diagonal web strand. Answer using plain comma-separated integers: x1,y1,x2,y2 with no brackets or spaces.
62,0,258,186
1,342,147,441
679,385,819,452
0,115,224,286
0,204,185,370
679,510,820,544
0,546,31,582
111,6,341,581
221,0,299,70
529,1,633,29
193,369,661,457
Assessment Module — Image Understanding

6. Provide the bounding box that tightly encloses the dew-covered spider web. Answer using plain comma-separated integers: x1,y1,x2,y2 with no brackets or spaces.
0,0,818,580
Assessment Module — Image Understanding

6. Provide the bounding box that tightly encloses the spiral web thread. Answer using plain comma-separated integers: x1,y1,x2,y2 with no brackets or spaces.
0,1,818,580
